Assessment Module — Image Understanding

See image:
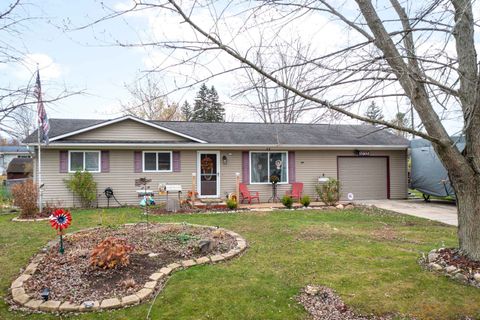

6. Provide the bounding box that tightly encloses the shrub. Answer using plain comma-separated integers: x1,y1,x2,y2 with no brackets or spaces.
281,195,293,209
226,198,237,210
90,237,134,269
315,179,340,206
11,180,38,218
64,171,97,207
41,200,63,217
300,195,311,207
0,184,12,206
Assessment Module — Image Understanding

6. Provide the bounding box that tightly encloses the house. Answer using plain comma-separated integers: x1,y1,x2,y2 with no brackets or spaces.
0,146,31,176
23,116,409,207
6,157,33,180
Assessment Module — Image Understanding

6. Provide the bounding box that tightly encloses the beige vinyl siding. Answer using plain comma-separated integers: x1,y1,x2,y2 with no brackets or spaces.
40,149,196,207
37,148,407,207
65,119,189,142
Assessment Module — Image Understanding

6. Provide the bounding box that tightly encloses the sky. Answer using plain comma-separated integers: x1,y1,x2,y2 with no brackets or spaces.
1,0,471,135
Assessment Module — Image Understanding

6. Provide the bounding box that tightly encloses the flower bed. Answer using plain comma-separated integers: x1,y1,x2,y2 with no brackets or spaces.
10,222,247,313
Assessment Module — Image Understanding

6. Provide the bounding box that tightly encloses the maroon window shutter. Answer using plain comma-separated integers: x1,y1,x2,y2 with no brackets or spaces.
242,151,250,184
172,151,181,172
134,151,142,173
101,151,110,173
288,151,296,182
59,150,68,173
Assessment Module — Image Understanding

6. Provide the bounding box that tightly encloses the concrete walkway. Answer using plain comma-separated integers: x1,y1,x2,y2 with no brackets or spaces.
358,199,458,226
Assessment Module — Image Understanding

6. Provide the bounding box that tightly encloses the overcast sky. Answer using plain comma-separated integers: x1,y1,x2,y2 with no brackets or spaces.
2,0,471,135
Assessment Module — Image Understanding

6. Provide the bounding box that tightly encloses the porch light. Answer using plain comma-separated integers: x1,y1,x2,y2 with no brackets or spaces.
222,155,228,165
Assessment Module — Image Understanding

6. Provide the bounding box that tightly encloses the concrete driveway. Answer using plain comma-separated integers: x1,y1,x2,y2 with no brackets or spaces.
357,199,458,226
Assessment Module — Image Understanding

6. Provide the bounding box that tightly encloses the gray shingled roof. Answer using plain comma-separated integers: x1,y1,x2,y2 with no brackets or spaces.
24,118,409,146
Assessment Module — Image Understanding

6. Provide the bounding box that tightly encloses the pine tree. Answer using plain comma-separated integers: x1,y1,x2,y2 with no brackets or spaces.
206,86,225,122
181,101,192,121
364,101,384,124
190,83,225,122
191,83,210,122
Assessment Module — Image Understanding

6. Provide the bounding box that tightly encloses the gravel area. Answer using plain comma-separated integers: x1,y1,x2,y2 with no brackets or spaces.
296,286,394,320
23,223,236,303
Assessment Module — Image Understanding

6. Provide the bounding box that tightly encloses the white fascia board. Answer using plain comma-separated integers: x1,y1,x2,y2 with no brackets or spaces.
48,115,207,143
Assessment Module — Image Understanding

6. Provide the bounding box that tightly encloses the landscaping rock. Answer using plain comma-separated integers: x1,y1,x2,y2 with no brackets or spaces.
195,256,210,264
135,288,153,301
144,281,157,289
345,204,354,210
182,259,197,268
198,239,213,254
304,285,320,295
149,273,164,281
428,252,439,262
148,253,159,258
474,273,480,282
79,300,99,311
59,301,80,312
454,273,468,281
39,300,61,312
428,263,443,271
210,254,224,262
121,294,140,306
11,274,31,289
100,298,121,309
335,204,344,209
445,265,457,273
167,262,182,271
159,267,172,275
24,263,39,275
24,299,43,310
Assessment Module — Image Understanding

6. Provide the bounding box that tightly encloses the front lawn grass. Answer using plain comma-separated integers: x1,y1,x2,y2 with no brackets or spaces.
0,207,478,319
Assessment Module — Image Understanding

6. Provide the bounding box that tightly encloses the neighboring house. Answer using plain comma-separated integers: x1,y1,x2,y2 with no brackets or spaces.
23,116,409,207
7,158,33,180
0,146,31,175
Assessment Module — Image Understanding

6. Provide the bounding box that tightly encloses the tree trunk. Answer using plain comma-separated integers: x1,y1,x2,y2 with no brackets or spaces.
454,176,480,260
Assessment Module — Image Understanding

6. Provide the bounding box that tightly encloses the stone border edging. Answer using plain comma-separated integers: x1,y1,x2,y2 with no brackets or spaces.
9,222,248,313
12,217,50,222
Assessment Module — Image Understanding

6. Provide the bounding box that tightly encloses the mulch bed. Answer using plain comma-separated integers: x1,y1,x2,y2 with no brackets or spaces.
297,286,395,320
437,248,480,270
23,223,236,303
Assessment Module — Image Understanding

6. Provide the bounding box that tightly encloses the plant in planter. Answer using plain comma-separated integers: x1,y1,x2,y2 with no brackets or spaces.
282,195,293,209
11,180,38,218
64,171,97,207
315,179,340,206
90,237,134,269
300,195,311,207
226,198,237,210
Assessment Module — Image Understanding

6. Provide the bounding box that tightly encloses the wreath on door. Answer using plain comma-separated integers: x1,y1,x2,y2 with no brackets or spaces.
201,156,214,181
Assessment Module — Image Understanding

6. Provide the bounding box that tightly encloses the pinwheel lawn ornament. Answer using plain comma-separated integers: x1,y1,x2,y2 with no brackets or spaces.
49,209,72,254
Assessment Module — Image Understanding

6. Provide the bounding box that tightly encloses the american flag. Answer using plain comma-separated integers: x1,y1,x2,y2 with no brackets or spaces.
34,70,50,144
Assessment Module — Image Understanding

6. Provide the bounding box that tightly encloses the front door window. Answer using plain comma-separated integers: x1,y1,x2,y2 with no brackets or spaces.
199,153,218,196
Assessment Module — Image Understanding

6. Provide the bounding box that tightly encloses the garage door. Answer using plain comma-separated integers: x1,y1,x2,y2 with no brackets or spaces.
338,157,388,200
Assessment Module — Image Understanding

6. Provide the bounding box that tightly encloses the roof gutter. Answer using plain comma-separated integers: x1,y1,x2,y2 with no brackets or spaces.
24,142,409,150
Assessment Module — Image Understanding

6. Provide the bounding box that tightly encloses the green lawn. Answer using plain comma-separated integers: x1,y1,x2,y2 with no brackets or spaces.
0,207,478,319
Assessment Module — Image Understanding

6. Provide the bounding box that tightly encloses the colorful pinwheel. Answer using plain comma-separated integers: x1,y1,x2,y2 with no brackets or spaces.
49,209,72,231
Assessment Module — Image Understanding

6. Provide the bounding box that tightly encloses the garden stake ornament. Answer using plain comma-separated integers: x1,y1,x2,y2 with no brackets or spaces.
49,209,72,254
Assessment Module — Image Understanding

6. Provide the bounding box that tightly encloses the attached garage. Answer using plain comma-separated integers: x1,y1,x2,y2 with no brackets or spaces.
338,156,389,200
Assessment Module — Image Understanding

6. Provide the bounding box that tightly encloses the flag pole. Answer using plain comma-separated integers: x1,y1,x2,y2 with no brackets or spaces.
36,66,43,214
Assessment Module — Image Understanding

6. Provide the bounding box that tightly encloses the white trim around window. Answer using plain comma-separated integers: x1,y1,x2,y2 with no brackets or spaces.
142,151,173,172
249,151,289,185
68,150,101,173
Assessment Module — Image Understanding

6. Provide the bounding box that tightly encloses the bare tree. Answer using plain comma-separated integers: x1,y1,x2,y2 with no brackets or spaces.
235,39,325,123
121,74,184,121
88,1,480,259
0,1,81,138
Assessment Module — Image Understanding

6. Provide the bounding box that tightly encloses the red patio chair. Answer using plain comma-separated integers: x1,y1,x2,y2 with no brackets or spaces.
239,183,260,204
286,182,303,201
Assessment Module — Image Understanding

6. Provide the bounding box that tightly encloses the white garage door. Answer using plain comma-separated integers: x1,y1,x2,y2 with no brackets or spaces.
338,157,388,200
